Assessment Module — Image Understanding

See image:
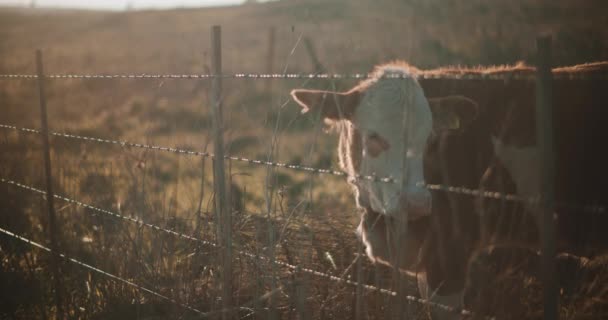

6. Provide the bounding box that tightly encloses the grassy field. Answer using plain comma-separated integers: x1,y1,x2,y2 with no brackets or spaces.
1,0,607,318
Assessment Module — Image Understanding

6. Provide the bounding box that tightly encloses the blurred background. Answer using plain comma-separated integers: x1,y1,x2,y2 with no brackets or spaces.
1,0,607,318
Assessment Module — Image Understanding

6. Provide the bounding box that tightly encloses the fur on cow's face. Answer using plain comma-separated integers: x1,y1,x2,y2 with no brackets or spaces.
292,69,480,222
292,67,434,219
353,70,433,219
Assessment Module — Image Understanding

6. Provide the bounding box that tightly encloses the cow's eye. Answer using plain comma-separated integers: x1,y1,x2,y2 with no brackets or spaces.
366,132,391,157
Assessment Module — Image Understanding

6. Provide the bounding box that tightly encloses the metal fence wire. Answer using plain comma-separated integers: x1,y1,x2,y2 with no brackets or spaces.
1,123,605,214
0,177,488,319
0,72,606,81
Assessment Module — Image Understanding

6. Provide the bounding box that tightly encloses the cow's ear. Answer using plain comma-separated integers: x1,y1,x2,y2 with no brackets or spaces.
428,95,479,131
291,89,361,121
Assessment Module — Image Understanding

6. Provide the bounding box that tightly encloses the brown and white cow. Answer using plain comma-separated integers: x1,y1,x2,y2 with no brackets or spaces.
291,61,608,317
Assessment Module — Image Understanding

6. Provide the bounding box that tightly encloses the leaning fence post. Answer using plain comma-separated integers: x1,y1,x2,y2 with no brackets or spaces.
535,35,557,320
210,25,232,319
36,49,64,319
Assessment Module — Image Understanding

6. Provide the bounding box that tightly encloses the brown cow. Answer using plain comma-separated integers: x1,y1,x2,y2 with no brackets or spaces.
291,61,608,318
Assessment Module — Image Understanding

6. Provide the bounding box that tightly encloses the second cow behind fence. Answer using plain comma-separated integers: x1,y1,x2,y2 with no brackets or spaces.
291,61,608,318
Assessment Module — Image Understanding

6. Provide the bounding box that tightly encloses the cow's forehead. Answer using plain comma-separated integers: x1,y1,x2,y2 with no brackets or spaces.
352,74,432,150
355,78,409,130
357,95,405,129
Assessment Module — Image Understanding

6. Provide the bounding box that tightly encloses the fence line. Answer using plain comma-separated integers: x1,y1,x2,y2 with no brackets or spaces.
0,226,208,316
1,72,606,81
1,47,604,319
0,176,490,319
2,123,606,214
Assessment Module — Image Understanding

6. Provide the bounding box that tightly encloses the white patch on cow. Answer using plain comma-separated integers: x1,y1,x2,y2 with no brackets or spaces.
353,67,433,219
492,137,540,212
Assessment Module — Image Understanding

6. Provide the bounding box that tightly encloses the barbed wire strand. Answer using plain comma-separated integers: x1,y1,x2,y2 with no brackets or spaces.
0,72,605,81
0,177,484,319
0,123,393,183
0,226,207,316
2,123,606,214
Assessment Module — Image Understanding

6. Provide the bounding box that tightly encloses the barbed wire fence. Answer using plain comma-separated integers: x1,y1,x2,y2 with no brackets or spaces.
1,123,604,214
0,177,487,319
1,71,606,81
0,28,605,320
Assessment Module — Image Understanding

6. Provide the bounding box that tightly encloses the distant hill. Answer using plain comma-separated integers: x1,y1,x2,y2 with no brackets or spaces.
1,0,607,76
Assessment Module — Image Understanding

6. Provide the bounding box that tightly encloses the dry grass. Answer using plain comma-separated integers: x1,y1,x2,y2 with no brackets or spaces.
1,0,607,318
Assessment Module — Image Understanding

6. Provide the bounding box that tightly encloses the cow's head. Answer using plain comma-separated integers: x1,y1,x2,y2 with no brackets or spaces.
291,67,479,222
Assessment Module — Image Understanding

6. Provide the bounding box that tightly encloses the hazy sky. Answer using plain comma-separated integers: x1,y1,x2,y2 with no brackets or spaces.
0,0,245,10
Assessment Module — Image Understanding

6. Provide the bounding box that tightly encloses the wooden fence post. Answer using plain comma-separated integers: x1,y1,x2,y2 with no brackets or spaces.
265,26,276,92
210,25,232,319
536,35,557,320
36,49,64,319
